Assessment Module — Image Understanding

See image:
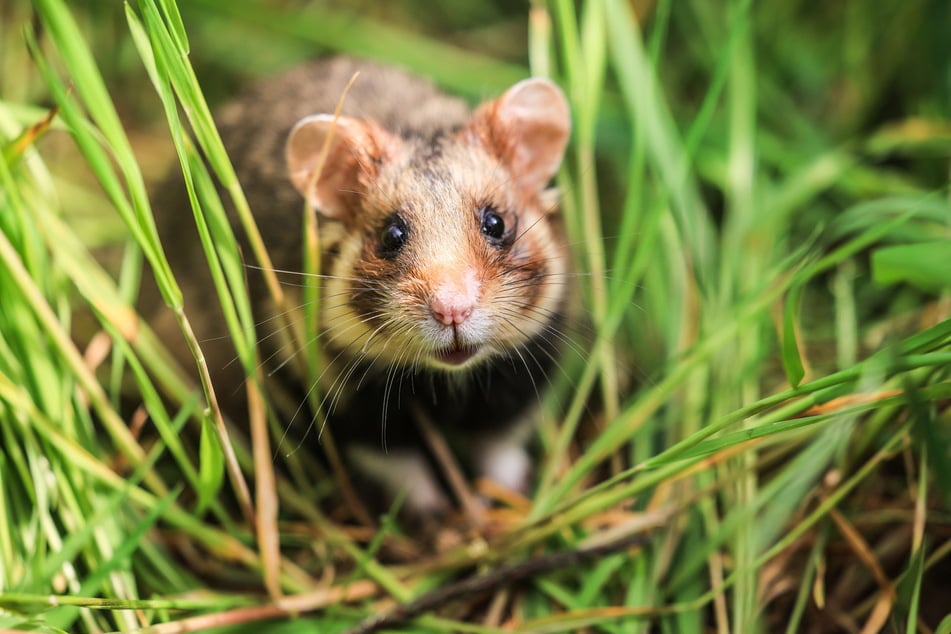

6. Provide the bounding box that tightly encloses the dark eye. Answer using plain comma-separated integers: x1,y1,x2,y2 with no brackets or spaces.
379,214,408,258
481,207,506,243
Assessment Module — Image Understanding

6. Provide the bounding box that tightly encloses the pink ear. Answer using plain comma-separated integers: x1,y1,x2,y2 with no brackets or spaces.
470,78,571,194
286,114,395,219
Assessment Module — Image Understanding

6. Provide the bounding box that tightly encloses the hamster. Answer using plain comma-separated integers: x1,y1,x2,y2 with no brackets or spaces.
148,57,572,516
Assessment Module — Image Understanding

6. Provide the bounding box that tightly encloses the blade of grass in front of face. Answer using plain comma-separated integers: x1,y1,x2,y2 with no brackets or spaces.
133,3,344,530
133,0,409,579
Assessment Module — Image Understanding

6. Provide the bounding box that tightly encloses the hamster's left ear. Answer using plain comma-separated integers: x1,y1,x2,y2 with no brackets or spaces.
286,114,399,220
468,78,571,195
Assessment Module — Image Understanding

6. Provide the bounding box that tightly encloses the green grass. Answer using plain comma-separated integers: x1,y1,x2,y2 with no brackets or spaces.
2,0,950,632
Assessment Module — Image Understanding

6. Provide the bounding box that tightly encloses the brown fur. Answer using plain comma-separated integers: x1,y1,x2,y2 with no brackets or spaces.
146,57,573,514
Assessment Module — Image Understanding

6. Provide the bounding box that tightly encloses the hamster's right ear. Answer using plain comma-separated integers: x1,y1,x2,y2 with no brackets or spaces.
468,78,571,196
286,114,397,218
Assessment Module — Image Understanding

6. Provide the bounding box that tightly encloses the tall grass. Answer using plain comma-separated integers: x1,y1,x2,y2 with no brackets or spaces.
1,0,949,632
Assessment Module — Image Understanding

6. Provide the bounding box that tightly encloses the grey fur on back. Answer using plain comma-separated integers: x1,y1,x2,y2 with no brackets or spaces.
144,57,471,419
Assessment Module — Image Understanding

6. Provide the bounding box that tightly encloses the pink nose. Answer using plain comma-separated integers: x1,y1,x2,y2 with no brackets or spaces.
429,270,481,326
430,295,474,326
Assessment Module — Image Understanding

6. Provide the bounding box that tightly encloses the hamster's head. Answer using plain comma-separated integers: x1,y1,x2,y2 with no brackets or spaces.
286,78,571,373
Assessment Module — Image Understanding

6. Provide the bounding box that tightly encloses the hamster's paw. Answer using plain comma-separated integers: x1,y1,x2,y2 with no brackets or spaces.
347,445,451,516
473,436,532,495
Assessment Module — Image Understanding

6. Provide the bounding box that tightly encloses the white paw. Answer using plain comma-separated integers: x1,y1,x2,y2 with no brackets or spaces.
347,445,449,514
475,441,531,494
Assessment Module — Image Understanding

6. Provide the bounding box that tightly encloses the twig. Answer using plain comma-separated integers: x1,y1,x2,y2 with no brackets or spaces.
413,404,484,527
342,531,651,634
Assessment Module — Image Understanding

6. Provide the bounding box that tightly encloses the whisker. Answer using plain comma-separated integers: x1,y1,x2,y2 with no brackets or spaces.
246,262,369,284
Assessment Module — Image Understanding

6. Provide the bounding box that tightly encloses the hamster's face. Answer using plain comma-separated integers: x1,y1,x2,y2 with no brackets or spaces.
320,137,568,373
285,76,572,375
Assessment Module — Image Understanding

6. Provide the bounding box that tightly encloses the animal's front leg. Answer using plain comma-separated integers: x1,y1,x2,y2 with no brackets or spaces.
347,444,450,515
469,414,535,496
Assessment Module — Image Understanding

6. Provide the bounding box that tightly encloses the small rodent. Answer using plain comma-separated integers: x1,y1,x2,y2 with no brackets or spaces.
147,57,572,516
